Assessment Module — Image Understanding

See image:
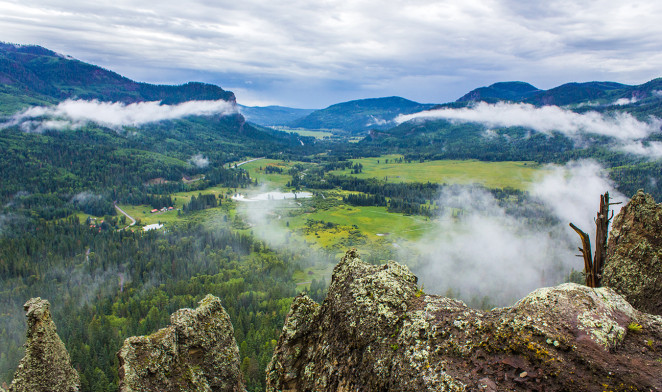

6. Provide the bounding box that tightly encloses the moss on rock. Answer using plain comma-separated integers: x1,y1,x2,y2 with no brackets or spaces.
603,190,662,315
118,294,245,392
267,249,662,391
9,298,80,392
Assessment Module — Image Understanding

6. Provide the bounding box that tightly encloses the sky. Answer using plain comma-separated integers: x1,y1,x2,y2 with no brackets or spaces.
1,0,661,108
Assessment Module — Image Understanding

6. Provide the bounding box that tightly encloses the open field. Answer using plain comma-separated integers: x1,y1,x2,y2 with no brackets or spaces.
285,204,436,243
330,155,545,189
282,128,335,139
238,159,295,188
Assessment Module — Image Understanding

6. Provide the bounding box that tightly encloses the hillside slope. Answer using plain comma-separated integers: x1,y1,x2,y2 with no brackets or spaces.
0,43,234,115
290,96,435,133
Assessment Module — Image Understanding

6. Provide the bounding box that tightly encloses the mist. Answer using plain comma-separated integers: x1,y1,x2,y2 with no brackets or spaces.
409,159,626,307
395,102,662,158
188,154,210,168
1,99,237,132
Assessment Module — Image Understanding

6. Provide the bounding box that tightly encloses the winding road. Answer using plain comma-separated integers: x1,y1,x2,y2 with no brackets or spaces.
114,203,136,230
234,157,265,167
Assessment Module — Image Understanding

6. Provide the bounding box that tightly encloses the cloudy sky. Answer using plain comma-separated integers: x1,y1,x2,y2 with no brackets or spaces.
1,0,661,108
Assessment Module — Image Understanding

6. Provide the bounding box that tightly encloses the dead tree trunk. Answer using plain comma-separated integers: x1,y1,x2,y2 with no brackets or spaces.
569,192,618,288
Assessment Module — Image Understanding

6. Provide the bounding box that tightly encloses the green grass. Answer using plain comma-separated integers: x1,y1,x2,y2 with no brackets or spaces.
331,155,545,189
292,265,335,292
282,129,335,139
287,204,435,243
239,159,295,188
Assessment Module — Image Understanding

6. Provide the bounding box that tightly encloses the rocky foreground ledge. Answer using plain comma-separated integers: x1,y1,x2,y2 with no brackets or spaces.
8,298,80,392
266,249,662,392
117,294,245,392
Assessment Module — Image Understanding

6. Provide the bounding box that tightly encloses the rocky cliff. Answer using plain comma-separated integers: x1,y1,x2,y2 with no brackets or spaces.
603,190,662,315
8,298,80,392
117,294,245,392
267,249,662,391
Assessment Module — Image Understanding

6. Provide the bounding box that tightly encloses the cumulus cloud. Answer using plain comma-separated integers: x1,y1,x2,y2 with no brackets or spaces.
1,99,237,132
411,160,626,306
188,154,209,168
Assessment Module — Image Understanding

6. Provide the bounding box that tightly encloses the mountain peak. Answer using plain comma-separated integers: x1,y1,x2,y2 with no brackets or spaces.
456,81,540,102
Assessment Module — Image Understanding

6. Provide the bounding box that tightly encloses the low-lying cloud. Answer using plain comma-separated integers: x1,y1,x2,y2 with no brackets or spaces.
397,102,662,160
411,160,626,306
1,99,237,132
395,102,661,142
188,154,210,168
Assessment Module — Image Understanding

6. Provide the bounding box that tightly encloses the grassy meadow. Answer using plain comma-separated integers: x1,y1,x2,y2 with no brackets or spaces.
330,155,544,190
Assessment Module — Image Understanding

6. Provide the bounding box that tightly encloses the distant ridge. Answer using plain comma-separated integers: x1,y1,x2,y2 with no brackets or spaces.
238,105,316,126
290,96,436,133
525,81,628,106
456,81,540,102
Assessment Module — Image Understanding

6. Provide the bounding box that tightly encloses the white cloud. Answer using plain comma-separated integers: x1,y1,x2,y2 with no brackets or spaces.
613,96,638,106
412,160,626,306
618,141,662,159
395,102,662,159
1,1,662,107
188,154,209,168
396,102,660,140
2,99,237,132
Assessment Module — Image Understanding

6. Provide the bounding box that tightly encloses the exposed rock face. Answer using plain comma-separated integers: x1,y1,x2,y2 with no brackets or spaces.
9,298,80,392
603,190,662,315
118,294,245,392
267,249,662,392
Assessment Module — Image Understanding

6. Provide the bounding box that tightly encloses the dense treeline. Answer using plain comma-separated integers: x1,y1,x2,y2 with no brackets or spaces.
183,193,219,212
0,116,281,220
0,217,324,392
356,120,662,200
294,169,440,217
342,193,387,207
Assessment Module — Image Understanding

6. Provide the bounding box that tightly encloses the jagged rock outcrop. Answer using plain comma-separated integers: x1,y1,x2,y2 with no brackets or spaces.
603,190,662,315
9,298,80,392
118,294,245,392
267,249,662,392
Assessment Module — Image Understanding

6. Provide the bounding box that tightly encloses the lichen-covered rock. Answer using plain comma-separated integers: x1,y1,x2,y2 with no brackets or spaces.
267,249,662,392
603,190,662,315
9,298,80,392
118,294,245,392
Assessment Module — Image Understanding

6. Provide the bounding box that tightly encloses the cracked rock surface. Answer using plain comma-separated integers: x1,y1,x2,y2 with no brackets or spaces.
267,249,662,392
604,190,662,316
9,298,80,392
118,294,245,392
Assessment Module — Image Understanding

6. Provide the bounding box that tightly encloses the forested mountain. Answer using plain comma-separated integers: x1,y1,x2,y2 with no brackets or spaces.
0,43,315,220
238,105,316,126
456,77,662,117
0,43,234,114
290,96,436,133
456,81,541,102
361,77,662,200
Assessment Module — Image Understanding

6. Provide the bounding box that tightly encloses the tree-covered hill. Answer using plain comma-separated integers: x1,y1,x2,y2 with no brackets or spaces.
289,96,436,133
0,43,317,219
0,42,235,114
238,105,316,126
456,81,541,102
